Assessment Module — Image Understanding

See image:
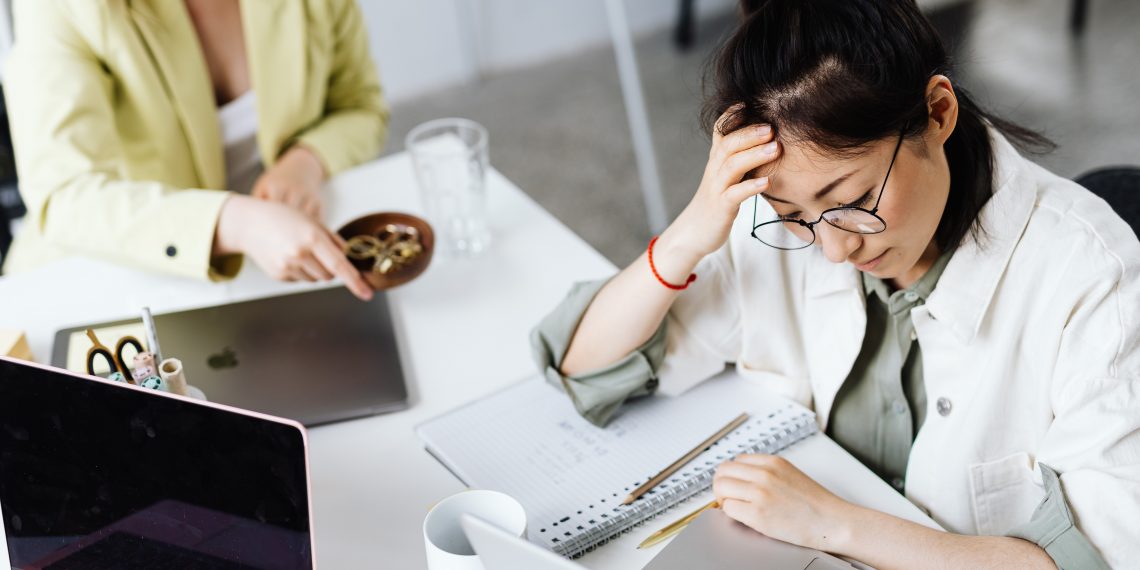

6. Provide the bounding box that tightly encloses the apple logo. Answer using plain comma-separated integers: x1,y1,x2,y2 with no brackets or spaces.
207,347,239,370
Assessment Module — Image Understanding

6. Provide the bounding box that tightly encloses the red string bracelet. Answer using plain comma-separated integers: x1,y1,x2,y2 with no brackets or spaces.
647,236,697,291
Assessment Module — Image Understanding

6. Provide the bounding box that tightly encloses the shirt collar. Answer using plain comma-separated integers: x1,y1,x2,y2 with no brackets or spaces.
863,249,953,315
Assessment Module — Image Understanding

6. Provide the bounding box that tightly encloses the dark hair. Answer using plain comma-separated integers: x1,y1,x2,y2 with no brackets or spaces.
702,0,1054,252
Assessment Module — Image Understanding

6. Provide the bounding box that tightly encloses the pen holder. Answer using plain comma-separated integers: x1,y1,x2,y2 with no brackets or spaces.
159,358,207,401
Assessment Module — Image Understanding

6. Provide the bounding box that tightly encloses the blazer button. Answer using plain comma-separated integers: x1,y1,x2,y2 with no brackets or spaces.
165,245,177,258
936,397,952,416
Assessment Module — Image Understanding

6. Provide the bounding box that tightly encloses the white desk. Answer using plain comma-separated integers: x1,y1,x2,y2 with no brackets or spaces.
0,152,937,569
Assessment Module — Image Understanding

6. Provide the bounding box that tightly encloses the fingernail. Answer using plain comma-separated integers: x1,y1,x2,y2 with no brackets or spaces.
754,177,769,187
761,141,778,155
756,125,771,135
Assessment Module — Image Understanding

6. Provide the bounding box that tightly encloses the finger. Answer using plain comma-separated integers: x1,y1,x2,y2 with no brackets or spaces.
278,268,304,282
714,461,771,485
258,182,284,204
305,194,324,221
720,498,764,533
712,103,745,142
712,476,767,504
285,188,306,211
718,141,780,186
722,176,770,206
298,252,335,281
312,232,374,301
734,453,791,469
251,177,270,199
715,123,774,159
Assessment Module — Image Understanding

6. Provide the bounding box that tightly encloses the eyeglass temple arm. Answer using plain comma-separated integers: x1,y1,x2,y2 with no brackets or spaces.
870,132,906,216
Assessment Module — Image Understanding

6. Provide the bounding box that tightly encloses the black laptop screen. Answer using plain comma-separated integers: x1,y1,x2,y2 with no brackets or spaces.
0,359,312,569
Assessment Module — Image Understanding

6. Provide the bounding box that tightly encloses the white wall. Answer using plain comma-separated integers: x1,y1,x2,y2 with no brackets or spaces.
361,0,736,104
358,0,478,105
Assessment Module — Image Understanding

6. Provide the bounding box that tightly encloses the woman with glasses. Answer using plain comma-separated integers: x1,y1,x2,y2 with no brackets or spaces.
532,0,1138,567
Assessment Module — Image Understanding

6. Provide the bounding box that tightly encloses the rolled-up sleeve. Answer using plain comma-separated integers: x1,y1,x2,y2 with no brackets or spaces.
530,279,667,427
1008,464,1110,570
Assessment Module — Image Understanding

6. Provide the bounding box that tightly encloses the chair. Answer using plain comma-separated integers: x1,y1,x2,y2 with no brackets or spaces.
1074,166,1140,237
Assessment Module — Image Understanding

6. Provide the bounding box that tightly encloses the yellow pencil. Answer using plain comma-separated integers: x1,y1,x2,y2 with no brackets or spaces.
638,500,719,549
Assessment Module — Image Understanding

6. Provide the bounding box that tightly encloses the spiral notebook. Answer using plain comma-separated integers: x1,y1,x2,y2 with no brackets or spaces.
415,371,819,558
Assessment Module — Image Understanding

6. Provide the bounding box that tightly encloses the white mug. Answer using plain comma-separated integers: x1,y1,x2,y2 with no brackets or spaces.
423,489,527,570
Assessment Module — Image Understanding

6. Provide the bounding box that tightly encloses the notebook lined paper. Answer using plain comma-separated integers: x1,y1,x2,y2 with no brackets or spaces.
416,372,818,558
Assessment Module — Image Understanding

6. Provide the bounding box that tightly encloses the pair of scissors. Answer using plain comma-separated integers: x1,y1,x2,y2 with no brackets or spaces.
85,328,144,383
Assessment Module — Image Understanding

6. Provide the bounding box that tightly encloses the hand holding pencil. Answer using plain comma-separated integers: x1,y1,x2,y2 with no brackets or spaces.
637,419,850,552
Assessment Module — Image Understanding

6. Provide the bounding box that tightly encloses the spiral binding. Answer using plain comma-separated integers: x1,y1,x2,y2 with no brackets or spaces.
545,405,818,558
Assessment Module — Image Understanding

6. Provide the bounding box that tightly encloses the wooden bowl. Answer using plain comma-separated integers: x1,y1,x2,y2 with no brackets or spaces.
336,212,435,290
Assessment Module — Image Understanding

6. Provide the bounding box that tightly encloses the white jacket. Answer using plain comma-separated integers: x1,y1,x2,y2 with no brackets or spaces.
657,132,1140,566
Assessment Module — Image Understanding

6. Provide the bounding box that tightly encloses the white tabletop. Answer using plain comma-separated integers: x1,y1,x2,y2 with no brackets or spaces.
0,152,937,569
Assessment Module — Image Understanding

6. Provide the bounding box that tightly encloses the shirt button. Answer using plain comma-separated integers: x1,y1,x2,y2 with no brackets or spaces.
937,397,952,416
892,399,907,415
165,245,177,257
903,291,919,302
891,478,905,492
909,329,917,341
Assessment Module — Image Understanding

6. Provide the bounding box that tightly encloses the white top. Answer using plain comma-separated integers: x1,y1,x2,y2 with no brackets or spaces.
655,131,1140,567
218,90,262,194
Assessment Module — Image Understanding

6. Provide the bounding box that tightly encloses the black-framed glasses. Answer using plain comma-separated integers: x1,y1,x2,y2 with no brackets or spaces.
750,131,905,250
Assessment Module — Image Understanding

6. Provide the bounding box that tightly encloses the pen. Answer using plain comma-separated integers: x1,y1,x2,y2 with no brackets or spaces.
638,499,719,549
141,307,163,363
622,412,749,505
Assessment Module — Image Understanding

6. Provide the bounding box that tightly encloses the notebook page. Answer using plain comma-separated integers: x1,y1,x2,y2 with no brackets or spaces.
416,371,816,557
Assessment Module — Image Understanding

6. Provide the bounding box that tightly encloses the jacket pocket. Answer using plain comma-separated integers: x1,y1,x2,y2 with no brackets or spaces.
968,451,1046,536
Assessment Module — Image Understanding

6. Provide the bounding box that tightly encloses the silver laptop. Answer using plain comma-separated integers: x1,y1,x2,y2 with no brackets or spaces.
51,287,410,426
644,509,854,570
0,356,315,569
462,509,854,570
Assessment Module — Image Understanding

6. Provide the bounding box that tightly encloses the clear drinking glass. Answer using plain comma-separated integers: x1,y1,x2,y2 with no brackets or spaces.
406,118,491,256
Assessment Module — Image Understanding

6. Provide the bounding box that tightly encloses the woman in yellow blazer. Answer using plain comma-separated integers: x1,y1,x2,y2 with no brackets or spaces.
2,0,387,300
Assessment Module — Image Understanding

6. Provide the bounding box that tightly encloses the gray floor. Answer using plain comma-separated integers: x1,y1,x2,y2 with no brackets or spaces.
385,0,1140,266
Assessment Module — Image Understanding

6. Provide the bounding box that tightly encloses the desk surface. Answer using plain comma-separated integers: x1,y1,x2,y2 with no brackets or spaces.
0,152,937,569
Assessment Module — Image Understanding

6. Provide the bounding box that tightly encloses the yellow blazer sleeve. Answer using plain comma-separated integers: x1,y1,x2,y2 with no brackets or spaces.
293,0,390,176
5,0,240,281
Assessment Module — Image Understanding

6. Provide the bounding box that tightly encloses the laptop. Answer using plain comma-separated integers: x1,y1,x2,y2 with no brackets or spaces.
461,509,854,570
643,509,854,570
0,357,315,569
51,287,410,426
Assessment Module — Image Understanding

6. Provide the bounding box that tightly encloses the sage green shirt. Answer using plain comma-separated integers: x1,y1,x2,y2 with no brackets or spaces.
825,251,952,494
